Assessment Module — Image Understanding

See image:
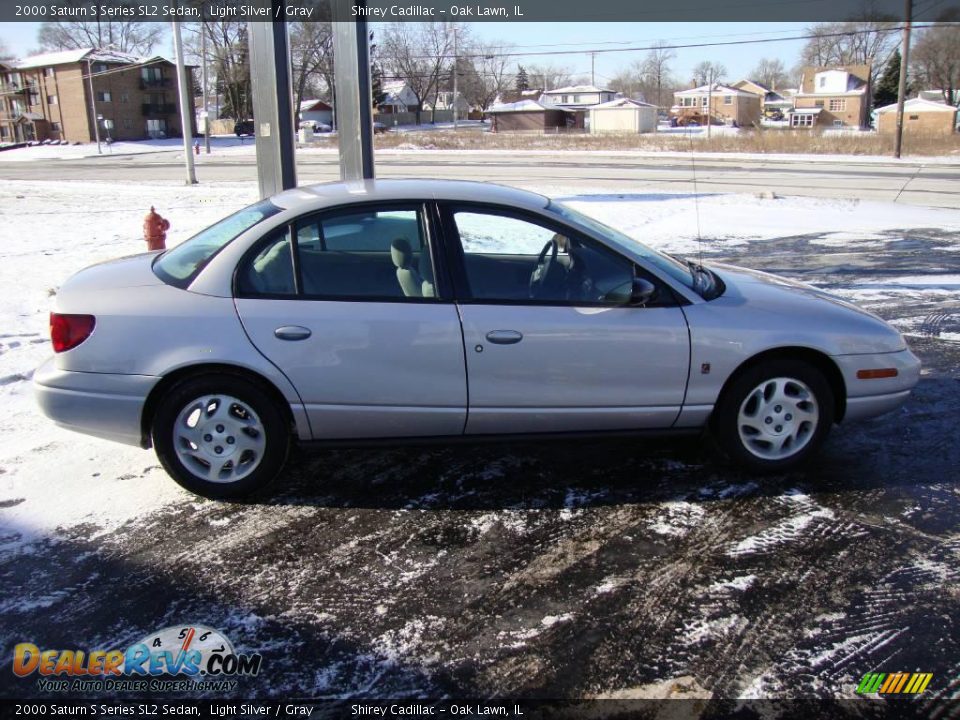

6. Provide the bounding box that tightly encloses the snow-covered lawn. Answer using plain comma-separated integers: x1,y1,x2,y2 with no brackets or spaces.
1,178,958,555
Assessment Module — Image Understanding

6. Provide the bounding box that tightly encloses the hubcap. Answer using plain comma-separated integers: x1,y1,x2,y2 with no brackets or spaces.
737,377,819,461
173,395,266,483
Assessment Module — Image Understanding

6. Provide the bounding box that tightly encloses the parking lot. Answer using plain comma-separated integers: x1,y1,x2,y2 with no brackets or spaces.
1,170,957,703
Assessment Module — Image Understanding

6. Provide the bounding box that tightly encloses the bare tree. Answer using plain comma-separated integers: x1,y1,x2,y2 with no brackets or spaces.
380,22,453,123
750,57,790,89
470,41,515,110
642,41,676,108
799,15,900,87
0,39,12,60
526,63,574,91
910,18,960,107
37,19,163,55
182,21,251,121
608,60,647,100
692,61,727,86
288,20,335,120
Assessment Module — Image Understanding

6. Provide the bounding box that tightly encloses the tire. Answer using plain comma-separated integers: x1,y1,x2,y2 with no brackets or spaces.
713,359,834,473
152,374,291,499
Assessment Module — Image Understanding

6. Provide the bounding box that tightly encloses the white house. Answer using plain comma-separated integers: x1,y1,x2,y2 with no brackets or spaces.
540,85,618,109
380,81,419,113
589,98,658,134
298,99,332,126
424,91,470,116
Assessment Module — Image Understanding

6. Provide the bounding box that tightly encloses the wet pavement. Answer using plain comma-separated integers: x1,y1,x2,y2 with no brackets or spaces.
1,231,958,703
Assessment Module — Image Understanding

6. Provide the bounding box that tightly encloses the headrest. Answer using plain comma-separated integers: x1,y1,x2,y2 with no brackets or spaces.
390,237,413,268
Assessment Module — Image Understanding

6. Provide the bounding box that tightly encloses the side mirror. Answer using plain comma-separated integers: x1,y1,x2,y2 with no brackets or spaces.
630,278,656,306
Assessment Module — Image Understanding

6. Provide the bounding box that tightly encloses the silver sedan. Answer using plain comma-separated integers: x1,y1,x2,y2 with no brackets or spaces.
35,180,920,498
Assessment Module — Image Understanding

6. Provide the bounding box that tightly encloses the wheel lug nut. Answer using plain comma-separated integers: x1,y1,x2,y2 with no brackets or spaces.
216,425,225,433
774,405,782,413
203,434,212,442
765,417,773,424
775,425,783,432
226,437,235,444
785,414,792,421
214,446,223,454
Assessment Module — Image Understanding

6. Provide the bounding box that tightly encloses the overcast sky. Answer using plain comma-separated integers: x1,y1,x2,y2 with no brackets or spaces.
1,21,810,86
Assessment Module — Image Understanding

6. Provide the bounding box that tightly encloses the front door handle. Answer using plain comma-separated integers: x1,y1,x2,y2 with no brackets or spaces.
485,330,523,345
274,326,312,341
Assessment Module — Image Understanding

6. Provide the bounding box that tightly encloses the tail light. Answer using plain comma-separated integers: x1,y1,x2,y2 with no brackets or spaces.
50,313,96,353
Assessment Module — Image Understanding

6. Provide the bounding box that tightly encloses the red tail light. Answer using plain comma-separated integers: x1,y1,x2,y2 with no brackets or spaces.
50,313,96,353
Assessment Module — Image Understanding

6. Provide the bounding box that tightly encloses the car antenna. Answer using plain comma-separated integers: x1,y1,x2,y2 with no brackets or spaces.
687,116,705,270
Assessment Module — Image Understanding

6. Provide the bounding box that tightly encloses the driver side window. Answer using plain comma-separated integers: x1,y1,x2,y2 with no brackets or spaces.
452,209,634,305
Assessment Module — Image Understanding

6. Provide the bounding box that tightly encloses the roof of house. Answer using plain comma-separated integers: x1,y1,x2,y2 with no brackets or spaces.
13,47,164,69
299,99,332,113
590,98,657,110
675,83,756,97
542,85,615,95
875,97,958,114
486,99,549,113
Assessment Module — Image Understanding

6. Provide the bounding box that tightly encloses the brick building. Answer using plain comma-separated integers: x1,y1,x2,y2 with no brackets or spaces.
790,65,872,129
0,48,195,145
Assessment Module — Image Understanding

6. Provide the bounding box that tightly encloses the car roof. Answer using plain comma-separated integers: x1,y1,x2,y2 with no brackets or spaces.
270,179,550,213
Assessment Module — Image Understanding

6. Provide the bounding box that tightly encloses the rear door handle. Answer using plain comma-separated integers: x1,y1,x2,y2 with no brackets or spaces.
485,330,523,345
274,326,312,341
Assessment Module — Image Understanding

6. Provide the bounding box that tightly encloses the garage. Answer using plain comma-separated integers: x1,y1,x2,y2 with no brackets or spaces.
589,98,658,134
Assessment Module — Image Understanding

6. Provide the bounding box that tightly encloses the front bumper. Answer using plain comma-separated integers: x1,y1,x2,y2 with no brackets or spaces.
832,348,921,422
33,357,159,447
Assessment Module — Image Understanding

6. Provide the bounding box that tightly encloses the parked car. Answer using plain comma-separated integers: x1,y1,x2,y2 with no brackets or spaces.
35,180,920,499
300,120,333,133
373,121,388,134
234,120,255,137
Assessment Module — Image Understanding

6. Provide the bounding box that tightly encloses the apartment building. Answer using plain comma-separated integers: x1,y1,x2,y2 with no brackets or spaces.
0,48,195,145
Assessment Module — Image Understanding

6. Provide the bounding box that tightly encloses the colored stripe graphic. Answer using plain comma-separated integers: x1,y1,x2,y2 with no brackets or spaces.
858,672,933,695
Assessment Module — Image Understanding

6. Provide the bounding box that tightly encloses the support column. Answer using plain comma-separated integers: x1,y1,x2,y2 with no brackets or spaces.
333,0,375,180
248,2,297,198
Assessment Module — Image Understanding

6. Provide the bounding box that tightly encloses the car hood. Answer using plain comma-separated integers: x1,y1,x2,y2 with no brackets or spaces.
56,251,165,304
705,262,907,354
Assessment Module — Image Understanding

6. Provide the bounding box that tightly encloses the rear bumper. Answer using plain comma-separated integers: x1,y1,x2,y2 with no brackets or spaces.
33,357,159,447
832,348,921,422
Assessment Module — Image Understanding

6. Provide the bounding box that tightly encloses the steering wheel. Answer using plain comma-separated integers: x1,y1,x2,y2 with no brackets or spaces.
529,237,561,299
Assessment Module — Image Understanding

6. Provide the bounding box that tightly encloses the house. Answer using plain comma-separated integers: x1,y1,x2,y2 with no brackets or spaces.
875,97,957,135
672,84,762,126
423,91,470,116
0,48,195,144
790,65,871,129
299,99,332,127
732,79,794,118
540,85,619,129
485,99,567,133
379,80,419,113
589,98,658,134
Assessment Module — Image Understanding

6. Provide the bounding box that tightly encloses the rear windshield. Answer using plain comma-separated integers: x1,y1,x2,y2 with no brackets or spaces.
153,199,281,288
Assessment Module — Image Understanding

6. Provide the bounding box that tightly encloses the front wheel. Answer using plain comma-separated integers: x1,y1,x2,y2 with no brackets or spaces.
152,374,291,499
713,360,834,473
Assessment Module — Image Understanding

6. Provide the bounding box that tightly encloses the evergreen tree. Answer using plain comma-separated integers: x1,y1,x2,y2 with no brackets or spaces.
515,65,529,93
874,49,904,108
371,62,387,109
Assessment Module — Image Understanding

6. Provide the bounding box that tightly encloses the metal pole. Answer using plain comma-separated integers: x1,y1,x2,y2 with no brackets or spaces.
707,80,712,139
202,22,210,154
894,0,913,159
333,0,375,180
86,59,101,154
172,19,197,184
453,25,458,130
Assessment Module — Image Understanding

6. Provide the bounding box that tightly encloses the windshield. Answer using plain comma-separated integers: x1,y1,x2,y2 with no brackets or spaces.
153,199,281,288
546,200,698,293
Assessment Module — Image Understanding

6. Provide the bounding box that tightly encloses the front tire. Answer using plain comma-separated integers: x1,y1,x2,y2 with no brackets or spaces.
714,360,834,473
152,374,290,499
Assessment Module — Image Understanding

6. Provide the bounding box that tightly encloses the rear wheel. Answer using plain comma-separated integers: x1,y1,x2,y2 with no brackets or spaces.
714,360,834,472
152,375,290,499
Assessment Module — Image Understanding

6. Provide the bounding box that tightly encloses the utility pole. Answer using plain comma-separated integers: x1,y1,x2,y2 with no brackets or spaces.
85,58,101,154
706,79,713,139
591,52,596,86
452,25,458,130
201,22,210,154
894,0,913,159
171,19,197,184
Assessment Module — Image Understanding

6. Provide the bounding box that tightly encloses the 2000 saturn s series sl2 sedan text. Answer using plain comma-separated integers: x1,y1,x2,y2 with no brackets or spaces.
34,180,920,498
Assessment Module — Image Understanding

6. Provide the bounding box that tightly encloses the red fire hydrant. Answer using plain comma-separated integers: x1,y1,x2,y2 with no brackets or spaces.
143,206,170,251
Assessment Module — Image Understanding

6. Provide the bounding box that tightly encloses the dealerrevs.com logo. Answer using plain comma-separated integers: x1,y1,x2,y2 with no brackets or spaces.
856,672,933,696
12,626,263,693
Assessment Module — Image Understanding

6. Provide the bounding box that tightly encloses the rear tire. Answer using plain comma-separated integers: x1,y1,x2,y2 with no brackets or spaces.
714,359,834,473
152,374,290,499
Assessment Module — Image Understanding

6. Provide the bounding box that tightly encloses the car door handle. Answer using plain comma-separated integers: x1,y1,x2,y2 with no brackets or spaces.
274,326,312,341
485,330,523,345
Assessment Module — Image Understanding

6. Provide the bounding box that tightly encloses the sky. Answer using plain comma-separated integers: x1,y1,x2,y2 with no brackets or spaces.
0,21,811,88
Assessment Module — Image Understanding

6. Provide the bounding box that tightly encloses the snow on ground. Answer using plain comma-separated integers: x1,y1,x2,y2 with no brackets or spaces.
0,136,255,162
1,178,959,554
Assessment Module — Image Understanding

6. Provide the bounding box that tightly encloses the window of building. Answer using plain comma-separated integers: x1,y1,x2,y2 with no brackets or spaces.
28,91,40,107
701,96,708,107
120,92,129,103
833,120,844,127
828,98,846,112
791,113,815,128
47,94,58,105
44,67,54,78
909,114,919,120
96,91,112,102
818,76,827,88
814,100,824,108
93,63,108,73
122,118,133,129
51,121,62,132
723,95,733,105
0,126,8,138
146,118,168,138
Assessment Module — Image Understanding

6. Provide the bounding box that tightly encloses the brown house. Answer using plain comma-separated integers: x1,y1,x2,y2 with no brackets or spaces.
0,48,195,145
671,84,762,127
875,98,957,136
485,100,569,133
790,65,871,129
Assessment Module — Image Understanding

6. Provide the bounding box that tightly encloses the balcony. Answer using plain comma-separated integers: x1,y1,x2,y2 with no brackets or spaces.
140,77,172,90
142,103,176,116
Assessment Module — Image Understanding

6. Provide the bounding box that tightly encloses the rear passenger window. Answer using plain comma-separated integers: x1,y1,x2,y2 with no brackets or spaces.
296,207,437,300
